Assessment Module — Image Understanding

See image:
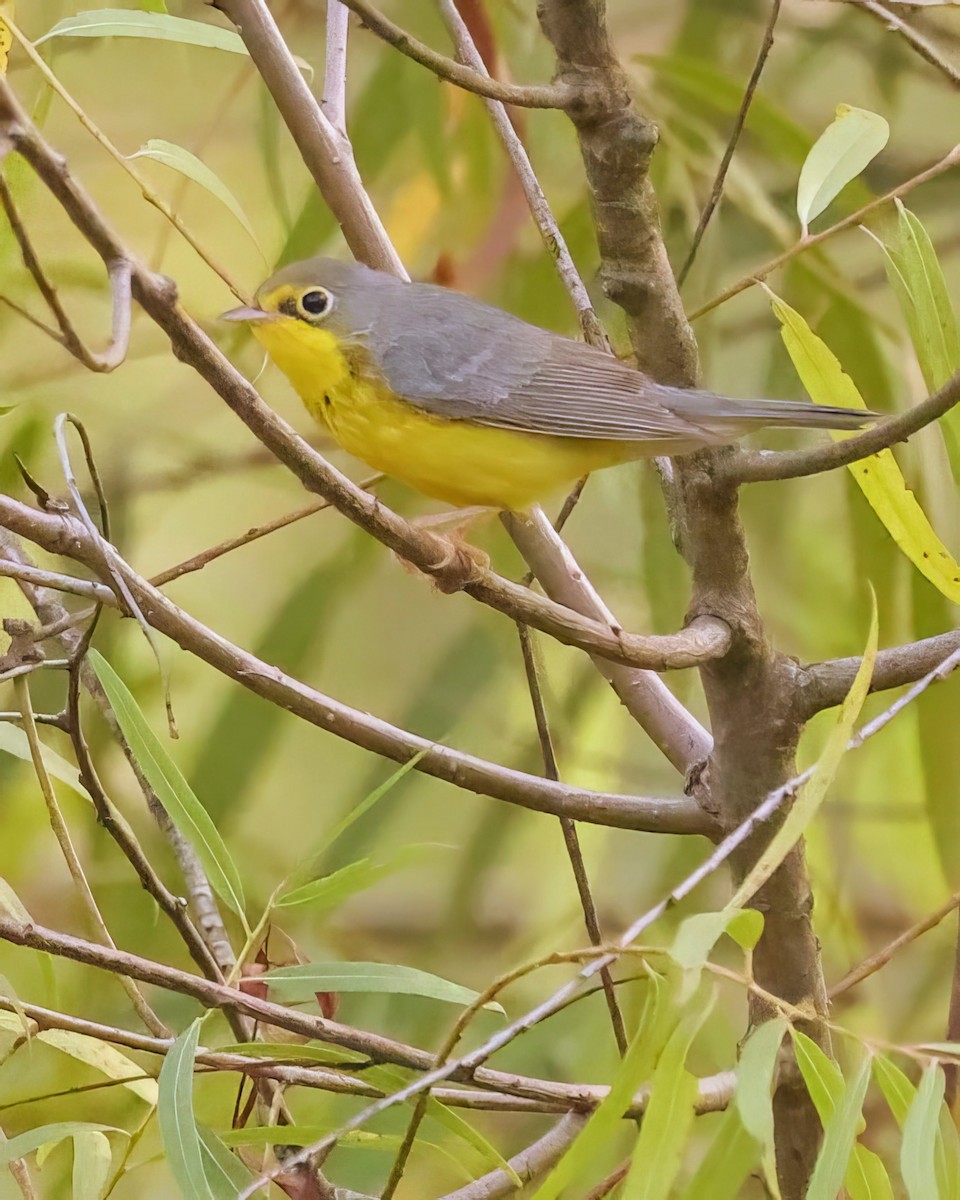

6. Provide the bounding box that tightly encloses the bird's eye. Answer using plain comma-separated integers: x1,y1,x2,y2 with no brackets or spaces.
299,288,331,318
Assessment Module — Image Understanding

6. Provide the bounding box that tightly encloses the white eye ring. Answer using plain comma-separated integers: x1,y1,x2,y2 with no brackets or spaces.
298,288,333,319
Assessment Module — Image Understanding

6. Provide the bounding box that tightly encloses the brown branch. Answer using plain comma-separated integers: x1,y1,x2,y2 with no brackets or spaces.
676,0,782,286
0,495,712,835
727,369,960,484
799,629,960,717
0,80,729,678
0,172,131,372
829,887,960,999
335,0,570,109
688,142,960,321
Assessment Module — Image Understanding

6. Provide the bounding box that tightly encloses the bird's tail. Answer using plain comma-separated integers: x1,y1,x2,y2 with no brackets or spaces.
661,386,879,438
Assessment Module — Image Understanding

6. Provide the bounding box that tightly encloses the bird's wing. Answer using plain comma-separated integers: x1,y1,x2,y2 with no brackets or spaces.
368,288,722,443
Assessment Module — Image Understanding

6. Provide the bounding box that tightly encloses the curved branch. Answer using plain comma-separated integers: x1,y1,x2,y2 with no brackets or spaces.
336,0,569,109
726,368,960,484
0,496,712,835
438,1114,587,1200
798,629,960,717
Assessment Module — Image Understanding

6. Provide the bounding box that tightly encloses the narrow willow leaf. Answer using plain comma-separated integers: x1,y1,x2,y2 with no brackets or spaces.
901,1062,944,1200
807,1055,872,1200
792,1029,846,1122
197,1126,253,1199
89,651,246,924
129,140,260,248
157,1020,213,1200
852,1145,896,1200
530,973,677,1200
37,10,249,53
729,594,877,908
72,1131,111,1200
0,876,30,922
874,1053,916,1126
138,0,168,10
0,1124,119,1167
0,3,11,84
261,962,503,1012
797,105,889,232
938,1109,960,1200
0,724,85,796
621,984,714,1200
38,1030,158,1105
771,292,960,602
217,1040,367,1066
679,1109,759,1200
669,908,764,970
736,1018,789,1146
277,843,442,911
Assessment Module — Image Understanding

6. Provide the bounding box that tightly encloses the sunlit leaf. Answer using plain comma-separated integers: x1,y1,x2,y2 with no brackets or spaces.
901,1062,944,1200
793,1029,846,1122
197,1126,253,1199
89,651,247,925
797,105,889,233
728,592,877,908
158,1020,213,1200
261,962,503,1012
669,908,764,970
0,724,86,796
0,2,12,76
0,875,30,922
771,292,960,603
36,10,250,53
874,1054,916,1126
72,1131,111,1200
852,1145,896,1200
0,1123,120,1167
807,1054,872,1200
276,843,443,911
37,1029,158,1105
736,1018,788,1147
128,140,261,248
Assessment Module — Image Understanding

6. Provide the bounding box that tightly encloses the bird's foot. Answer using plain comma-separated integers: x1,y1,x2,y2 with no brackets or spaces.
397,506,496,592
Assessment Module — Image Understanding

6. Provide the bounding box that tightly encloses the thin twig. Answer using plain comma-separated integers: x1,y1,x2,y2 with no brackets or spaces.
688,143,960,320
322,0,350,135
676,0,782,286
436,1114,588,1200
336,0,569,109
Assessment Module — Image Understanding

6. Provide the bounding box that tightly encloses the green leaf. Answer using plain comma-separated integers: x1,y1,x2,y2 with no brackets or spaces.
679,1109,759,1200
138,0,168,10
851,1145,896,1200
72,1131,111,1200
158,1020,213,1200
771,291,960,603
874,1054,916,1126
37,1029,158,1105
728,592,877,908
0,1124,120,1167
901,1062,944,1200
530,972,678,1200
276,844,443,911
669,909,764,970
0,875,30,922
880,201,960,394
620,984,714,1200
260,962,503,1012
792,1029,845,1123
797,104,889,232
128,140,260,248
0,724,85,796
807,1054,872,1200
37,10,248,53
89,651,246,925
197,1126,254,1199
736,1018,789,1146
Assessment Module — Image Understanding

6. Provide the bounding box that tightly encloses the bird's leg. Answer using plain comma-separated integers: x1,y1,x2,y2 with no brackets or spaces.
398,506,497,592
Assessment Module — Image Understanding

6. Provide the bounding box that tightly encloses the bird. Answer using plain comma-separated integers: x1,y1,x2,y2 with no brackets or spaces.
221,256,875,512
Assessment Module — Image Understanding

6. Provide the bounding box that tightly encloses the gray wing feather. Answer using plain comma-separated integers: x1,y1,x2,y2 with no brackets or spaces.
341,275,869,442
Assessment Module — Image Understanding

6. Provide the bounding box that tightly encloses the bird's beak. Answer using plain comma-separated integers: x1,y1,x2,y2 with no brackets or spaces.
219,305,275,324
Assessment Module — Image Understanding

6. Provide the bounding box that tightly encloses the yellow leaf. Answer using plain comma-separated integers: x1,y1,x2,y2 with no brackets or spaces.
0,2,13,76
384,172,442,263
770,291,960,604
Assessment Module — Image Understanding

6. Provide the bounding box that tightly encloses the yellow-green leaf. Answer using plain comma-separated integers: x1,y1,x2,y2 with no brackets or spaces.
797,105,889,233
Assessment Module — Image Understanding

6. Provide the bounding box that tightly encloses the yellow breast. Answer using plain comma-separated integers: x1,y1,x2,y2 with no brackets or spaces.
251,318,632,510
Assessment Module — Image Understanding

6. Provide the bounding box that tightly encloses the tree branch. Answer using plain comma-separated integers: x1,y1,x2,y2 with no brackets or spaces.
436,1114,587,1200
335,0,570,110
842,0,960,89
727,368,960,484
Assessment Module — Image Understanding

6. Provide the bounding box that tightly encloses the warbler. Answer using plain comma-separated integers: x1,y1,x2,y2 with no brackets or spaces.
221,257,874,511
